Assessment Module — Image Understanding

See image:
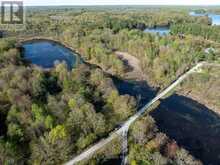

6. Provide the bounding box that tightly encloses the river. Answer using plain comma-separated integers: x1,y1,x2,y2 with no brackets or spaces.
22,39,220,164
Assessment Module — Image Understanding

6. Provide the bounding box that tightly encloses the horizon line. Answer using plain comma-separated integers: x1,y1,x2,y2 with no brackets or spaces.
22,4,220,7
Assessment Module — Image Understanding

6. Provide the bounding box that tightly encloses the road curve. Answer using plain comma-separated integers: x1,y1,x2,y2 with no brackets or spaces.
65,62,220,165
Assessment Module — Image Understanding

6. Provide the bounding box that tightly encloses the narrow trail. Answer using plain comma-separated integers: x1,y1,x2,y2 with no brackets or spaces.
65,62,220,165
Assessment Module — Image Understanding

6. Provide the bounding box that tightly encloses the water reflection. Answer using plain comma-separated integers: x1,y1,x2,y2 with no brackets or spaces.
113,76,220,164
112,78,157,108
22,40,80,70
150,94,220,164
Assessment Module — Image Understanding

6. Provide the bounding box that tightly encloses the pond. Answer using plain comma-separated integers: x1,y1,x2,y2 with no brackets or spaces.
150,94,220,164
22,39,157,105
22,39,219,164
22,40,80,70
114,76,220,164
144,26,170,35
189,11,220,26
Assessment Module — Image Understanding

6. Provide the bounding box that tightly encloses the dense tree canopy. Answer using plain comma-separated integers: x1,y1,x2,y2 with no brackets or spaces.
0,38,136,164
1,6,220,164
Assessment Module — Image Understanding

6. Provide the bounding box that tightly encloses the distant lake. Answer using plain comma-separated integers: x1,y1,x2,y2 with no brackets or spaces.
22,40,80,70
144,26,170,35
189,11,220,26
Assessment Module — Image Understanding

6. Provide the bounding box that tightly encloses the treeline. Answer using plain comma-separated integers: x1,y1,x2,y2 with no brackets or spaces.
193,9,207,14
0,38,136,164
9,9,217,88
109,29,219,87
171,23,220,42
22,8,211,36
22,9,217,87
65,26,218,87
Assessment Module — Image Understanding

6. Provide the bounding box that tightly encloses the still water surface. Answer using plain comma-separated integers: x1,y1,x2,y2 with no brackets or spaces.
22,40,220,164
144,26,170,35
22,40,79,70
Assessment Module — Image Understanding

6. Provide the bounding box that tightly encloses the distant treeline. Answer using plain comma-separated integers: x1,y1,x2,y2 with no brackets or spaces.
171,23,220,42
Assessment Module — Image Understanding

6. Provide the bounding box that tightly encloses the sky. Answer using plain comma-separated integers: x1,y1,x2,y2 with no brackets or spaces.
18,0,220,6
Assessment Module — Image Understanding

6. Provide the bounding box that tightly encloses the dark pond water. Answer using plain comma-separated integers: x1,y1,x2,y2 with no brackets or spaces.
22,40,80,70
101,158,122,165
144,26,170,35
112,77,157,107
22,40,219,164
189,11,220,26
150,94,220,165
113,77,220,164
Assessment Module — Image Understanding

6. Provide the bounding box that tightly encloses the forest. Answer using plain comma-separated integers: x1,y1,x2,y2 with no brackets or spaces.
0,6,220,165
0,38,136,164
16,7,219,88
